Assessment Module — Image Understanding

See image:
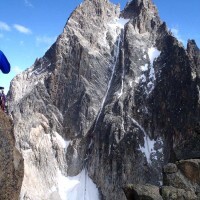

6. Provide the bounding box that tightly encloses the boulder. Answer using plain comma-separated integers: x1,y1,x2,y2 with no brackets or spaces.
163,163,178,174
177,159,200,184
162,186,197,200
123,184,163,200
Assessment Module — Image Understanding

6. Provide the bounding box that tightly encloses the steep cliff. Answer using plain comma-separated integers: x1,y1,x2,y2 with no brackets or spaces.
0,110,24,200
8,0,200,199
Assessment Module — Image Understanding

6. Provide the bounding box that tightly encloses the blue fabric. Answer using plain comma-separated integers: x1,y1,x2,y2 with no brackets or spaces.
0,50,11,74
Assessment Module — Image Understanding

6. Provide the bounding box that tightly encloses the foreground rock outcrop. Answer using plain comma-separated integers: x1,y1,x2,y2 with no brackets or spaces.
162,160,200,200
0,110,24,200
7,0,200,199
124,160,200,200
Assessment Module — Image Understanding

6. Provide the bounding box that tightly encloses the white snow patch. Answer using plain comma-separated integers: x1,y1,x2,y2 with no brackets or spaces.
55,132,70,149
148,47,161,80
99,30,110,49
140,64,148,71
117,18,130,29
58,169,99,200
143,47,161,93
129,80,133,87
140,136,156,163
128,116,156,163
135,77,140,84
50,186,57,193
107,17,129,42
108,17,129,32
118,61,125,98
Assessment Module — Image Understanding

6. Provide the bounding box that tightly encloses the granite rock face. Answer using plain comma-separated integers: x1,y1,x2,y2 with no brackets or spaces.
0,110,24,200
162,186,197,200
7,0,200,199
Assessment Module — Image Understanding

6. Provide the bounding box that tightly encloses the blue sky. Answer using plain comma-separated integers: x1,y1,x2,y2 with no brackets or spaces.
0,0,200,93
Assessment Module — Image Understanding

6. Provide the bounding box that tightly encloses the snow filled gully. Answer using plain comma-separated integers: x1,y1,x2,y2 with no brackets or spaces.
53,132,100,200
128,116,160,164
94,17,129,129
94,35,121,129
57,169,99,200
138,47,161,94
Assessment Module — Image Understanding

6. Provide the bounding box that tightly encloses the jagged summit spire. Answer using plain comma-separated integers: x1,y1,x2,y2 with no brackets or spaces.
121,0,161,33
70,0,119,19
125,0,155,8
122,0,158,19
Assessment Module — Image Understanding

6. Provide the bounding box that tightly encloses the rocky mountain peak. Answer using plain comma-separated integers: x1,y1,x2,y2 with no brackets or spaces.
121,0,161,34
122,0,158,18
187,39,200,77
68,0,119,21
187,39,200,57
7,0,200,199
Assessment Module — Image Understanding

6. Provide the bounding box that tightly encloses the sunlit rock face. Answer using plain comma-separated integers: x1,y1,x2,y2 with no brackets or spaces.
0,110,24,200
8,0,200,199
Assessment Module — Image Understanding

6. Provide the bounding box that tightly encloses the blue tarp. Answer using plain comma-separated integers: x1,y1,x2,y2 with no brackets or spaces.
0,50,11,74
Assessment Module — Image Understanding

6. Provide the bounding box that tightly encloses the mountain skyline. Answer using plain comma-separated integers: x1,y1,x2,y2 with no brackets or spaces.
0,0,200,93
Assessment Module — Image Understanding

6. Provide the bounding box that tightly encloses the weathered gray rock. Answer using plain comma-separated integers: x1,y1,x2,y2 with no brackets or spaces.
163,164,178,174
162,186,197,200
123,160,200,200
0,110,24,200
163,171,194,191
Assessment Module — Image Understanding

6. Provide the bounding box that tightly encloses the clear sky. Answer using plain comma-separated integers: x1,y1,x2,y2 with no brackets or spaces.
0,0,200,93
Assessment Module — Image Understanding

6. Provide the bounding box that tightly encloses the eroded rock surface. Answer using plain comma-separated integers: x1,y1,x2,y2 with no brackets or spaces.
0,110,24,200
162,160,200,200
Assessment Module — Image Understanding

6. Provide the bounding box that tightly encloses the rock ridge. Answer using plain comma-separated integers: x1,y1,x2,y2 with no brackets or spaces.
7,0,200,199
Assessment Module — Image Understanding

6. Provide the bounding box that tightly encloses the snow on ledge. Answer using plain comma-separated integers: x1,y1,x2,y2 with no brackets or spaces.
128,116,157,164
148,47,161,67
108,17,130,30
55,132,70,149
145,47,161,93
117,18,130,29
140,64,148,71
139,136,156,164
58,169,99,200
148,47,161,81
